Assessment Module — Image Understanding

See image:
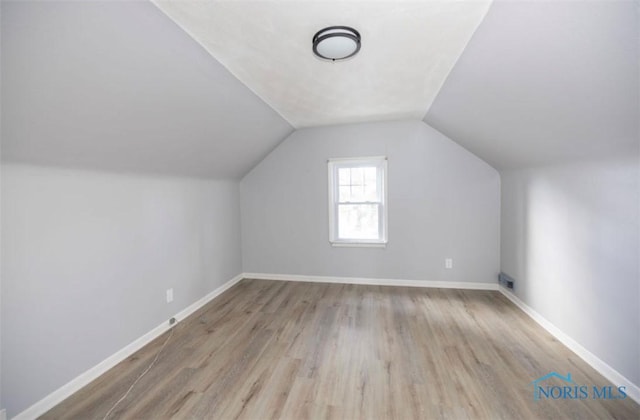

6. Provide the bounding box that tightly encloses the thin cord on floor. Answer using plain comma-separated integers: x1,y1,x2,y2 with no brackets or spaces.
102,326,175,420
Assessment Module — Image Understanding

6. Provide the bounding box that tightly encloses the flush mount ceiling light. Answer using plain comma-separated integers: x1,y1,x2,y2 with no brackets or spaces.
312,26,361,61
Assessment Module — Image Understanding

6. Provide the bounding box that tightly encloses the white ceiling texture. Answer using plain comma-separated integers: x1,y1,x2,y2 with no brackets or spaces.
152,0,492,128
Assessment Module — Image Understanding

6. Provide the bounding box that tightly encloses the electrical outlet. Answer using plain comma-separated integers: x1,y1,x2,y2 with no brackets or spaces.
166,288,174,303
445,258,453,269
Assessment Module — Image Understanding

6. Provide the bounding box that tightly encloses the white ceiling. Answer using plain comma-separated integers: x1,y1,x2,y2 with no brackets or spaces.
152,0,492,128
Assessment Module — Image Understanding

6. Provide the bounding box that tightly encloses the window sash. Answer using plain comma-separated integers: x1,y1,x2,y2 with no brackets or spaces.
328,157,387,245
337,166,380,203
335,202,383,240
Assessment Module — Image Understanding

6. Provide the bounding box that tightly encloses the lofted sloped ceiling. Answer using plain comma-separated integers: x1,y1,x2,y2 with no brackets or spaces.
2,0,636,177
1,1,293,179
152,0,492,128
424,0,639,170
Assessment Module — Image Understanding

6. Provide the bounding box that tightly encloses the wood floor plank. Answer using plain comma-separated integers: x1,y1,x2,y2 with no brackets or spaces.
41,279,640,419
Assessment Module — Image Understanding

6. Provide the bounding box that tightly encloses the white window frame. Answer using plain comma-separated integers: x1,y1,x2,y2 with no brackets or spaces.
328,156,388,247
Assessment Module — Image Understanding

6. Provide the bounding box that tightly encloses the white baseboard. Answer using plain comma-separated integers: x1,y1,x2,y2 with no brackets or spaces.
13,273,244,420
172,273,244,326
243,272,499,290
499,286,640,404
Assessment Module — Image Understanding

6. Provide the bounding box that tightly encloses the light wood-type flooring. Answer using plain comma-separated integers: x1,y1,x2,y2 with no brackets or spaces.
42,279,640,419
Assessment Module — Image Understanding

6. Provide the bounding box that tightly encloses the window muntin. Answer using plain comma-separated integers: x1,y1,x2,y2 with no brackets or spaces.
328,157,387,246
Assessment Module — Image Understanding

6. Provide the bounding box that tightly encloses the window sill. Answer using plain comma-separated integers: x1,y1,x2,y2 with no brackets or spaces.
330,242,387,248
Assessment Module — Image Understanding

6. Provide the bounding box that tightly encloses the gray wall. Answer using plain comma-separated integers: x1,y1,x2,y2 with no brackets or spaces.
1,164,242,417
241,120,500,283
501,157,640,386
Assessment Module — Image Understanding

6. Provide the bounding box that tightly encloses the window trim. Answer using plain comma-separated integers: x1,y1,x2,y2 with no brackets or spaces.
328,156,388,247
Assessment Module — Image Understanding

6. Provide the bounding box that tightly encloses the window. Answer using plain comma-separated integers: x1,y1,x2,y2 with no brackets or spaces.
328,157,387,246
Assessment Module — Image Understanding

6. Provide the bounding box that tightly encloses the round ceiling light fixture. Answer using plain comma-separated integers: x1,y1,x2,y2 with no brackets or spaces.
312,26,361,61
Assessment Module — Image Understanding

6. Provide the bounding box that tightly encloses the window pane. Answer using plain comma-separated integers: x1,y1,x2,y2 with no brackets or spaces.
336,166,379,203
338,204,379,239
363,183,377,201
338,168,351,186
364,167,377,185
350,184,365,202
339,186,351,202
363,167,378,201
350,167,364,186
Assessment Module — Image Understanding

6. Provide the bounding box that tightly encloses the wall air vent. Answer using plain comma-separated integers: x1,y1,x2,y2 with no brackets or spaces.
498,272,515,289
